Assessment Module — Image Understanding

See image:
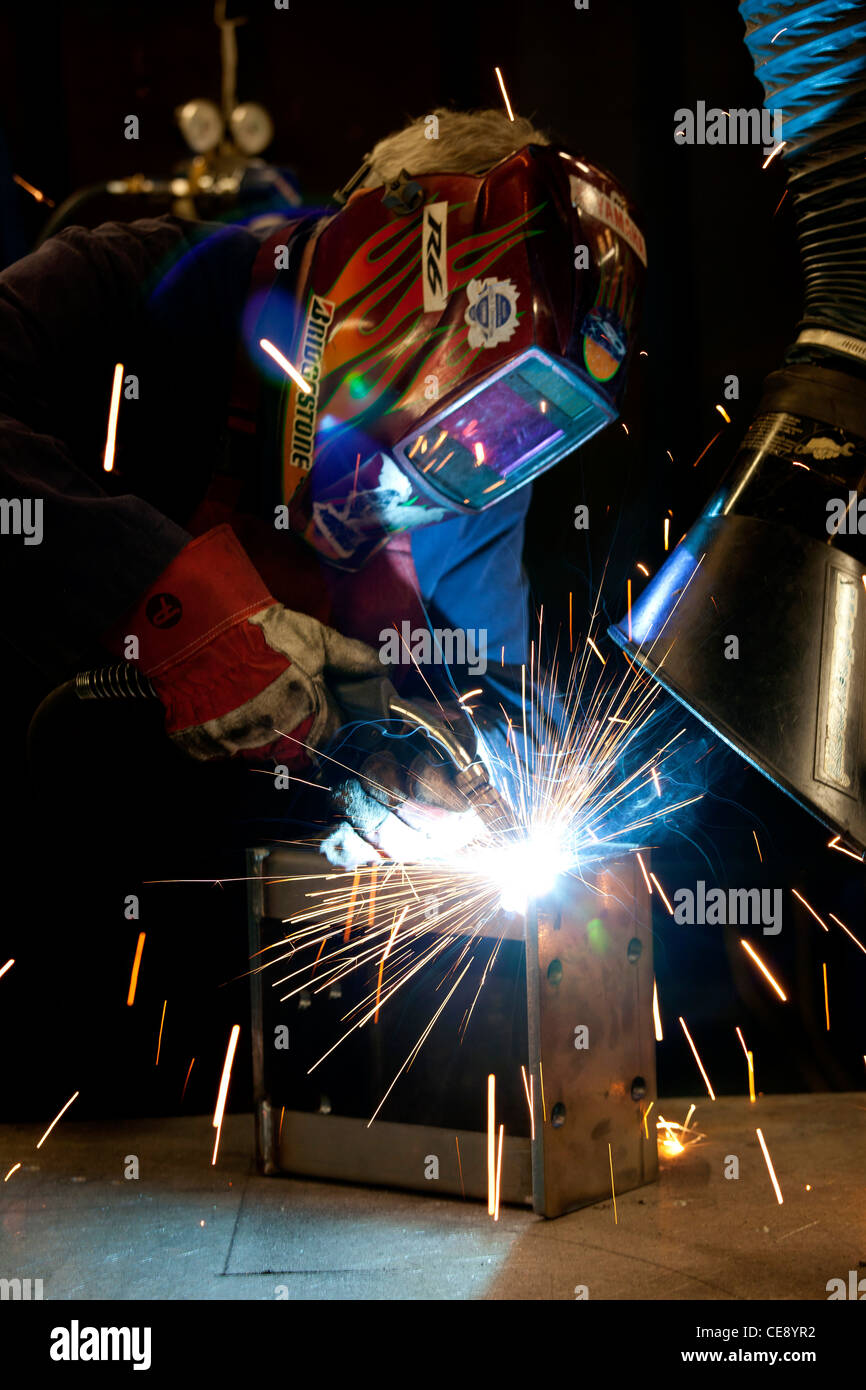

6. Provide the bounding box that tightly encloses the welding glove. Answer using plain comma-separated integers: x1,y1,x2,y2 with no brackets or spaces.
104,524,382,764
320,719,483,867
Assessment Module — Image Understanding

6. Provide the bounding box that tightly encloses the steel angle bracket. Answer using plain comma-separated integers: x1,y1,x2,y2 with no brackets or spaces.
525,856,658,1217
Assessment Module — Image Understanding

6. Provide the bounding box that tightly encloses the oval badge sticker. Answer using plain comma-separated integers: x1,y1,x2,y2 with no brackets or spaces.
464,277,519,348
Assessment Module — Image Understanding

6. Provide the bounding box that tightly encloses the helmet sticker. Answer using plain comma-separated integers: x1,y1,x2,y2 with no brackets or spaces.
422,202,448,313
569,174,647,267
288,294,335,477
464,277,520,348
582,306,628,381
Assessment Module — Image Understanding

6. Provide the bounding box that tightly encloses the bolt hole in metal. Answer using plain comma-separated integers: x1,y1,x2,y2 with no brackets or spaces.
551,1102,567,1128
547,958,563,985
627,936,642,963
630,1076,647,1101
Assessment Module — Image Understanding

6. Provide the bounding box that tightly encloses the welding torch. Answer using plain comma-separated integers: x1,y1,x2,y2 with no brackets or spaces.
72,663,511,832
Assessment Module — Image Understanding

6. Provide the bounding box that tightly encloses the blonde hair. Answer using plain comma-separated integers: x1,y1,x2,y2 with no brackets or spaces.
362,107,551,186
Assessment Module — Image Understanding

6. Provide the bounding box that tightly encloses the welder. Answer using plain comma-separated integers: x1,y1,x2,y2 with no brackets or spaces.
0,108,645,864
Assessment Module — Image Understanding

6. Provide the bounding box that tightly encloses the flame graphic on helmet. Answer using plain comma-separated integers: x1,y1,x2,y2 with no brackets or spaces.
309,200,546,428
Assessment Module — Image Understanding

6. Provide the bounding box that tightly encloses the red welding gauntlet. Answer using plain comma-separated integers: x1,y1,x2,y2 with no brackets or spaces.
103,524,382,764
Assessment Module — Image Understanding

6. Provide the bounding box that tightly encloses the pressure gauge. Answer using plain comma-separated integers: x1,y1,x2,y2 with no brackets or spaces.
176,100,224,154
230,103,274,156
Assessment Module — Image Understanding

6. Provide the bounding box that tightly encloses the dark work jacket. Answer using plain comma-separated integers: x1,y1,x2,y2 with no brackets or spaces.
0,215,531,714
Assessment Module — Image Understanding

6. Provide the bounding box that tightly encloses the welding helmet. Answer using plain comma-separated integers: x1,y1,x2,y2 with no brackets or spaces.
254,144,646,569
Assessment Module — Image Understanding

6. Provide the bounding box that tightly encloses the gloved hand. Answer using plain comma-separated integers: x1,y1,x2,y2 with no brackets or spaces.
104,524,382,763
320,724,483,867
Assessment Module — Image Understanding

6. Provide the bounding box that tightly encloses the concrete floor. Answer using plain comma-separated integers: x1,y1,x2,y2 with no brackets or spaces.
1,1093,864,1300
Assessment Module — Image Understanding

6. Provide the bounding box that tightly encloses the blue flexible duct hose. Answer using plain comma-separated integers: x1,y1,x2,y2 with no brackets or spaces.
740,0,866,348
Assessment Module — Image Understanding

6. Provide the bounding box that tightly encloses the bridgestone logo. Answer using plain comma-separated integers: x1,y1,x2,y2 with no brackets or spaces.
289,294,335,472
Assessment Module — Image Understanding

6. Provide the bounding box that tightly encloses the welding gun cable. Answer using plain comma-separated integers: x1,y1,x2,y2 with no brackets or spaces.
74,662,158,701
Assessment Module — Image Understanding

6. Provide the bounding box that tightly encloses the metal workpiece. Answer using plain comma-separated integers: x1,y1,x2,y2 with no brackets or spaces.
525,856,658,1217
247,845,657,1215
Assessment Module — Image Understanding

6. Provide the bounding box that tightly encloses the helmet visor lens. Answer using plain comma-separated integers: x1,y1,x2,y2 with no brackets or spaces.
393,348,616,511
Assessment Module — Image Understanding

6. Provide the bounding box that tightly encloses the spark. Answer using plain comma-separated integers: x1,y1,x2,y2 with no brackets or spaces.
13,172,54,205
756,1127,784,1204
103,363,124,471
493,1123,504,1221
127,932,146,1006
773,188,788,216
539,1059,547,1123
608,1142,618,1224
245,589,706,1118
642,1099,654,1137
827,835,863,863
627,578,632,641
657,1113,705,1157
474,442,485,465
181,1057,195,1101
520,1065,536,1141
259,337,312,392
791,888,829,931
650,766,661,797
0,958,14,980
652,977,663,1040
747,1050,756,1103
679,1016,715,1100
715,404,731,423
4,1163,21,1181
212,1024,241,1166
771,27,787,41
36,1091,80,1149
636,852,653,893
367,866,378,926
740,938,787,1001
828,912,866,956
487,1074,496,1215
736,1025,750,1062
494,67,515,121
762,141,786,169
822,962,830,1031
621,422,629,436
636,562,650,577
375,906,407,1022
155,999,167,1065
657,1115,684,1155
344,869,360,943
649,872,674,915
663,517,670,550
692,431,721,468
752,830,762,862
459,689,483,704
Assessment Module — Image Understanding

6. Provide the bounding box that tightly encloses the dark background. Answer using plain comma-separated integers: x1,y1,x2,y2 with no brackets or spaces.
0,0,863,1128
